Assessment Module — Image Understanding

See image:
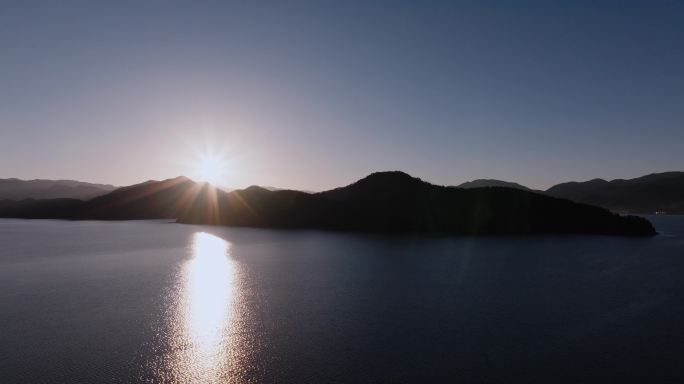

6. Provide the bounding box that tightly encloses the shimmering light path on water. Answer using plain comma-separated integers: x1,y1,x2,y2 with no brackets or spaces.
1,217,684,383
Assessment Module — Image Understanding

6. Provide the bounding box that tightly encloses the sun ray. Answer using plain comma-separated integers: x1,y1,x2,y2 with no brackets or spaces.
192,151,231,187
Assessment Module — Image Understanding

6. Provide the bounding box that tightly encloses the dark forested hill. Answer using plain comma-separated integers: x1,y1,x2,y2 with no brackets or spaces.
546,172,684,214
0,172,656,236
0,177,223,220
179,171,655,236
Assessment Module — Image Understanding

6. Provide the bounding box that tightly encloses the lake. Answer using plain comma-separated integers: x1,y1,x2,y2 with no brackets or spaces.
1,217,684,383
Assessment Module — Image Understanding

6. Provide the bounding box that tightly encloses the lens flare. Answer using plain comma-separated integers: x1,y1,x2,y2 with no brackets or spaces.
196,153,228,186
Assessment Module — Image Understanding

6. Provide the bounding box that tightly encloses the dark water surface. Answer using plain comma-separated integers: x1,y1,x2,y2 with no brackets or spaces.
1,217,684,383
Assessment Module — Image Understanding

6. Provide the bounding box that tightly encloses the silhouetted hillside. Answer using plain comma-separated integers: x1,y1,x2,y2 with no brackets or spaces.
0,178,116,200
546,172,684,214
456,179,533,191
0,172,655,236
74,176,219,220
0,177,225,220
179,171,655,236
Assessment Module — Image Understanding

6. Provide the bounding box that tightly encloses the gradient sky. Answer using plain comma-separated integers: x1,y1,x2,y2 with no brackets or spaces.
1,0,683,191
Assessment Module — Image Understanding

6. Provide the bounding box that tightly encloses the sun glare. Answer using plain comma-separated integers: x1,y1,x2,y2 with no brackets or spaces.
196,154,228,186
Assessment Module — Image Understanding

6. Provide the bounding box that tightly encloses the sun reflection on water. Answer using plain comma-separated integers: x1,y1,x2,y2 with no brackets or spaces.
186,232,234,376
159,232,242,383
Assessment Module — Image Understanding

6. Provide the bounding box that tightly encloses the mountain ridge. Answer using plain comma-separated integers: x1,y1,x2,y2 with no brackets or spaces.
0,178,117,200
546,171,684,214
2,170,682,215
0,171,658,236
177,171,655,236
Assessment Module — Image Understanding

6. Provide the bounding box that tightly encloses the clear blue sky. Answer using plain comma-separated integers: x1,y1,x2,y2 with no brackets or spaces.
1,0,682,190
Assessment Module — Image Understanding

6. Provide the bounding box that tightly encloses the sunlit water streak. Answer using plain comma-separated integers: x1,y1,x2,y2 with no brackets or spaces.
150,232,250,383
3,218,684,383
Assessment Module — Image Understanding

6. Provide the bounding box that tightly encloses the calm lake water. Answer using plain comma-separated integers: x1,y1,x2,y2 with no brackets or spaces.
1,217,684,383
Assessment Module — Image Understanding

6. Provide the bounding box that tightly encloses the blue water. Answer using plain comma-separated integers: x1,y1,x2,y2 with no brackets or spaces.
1,217,683,383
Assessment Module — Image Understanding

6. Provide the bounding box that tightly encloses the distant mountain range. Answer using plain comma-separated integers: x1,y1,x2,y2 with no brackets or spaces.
545,172,684,214
0,171,655,236
0,177,205,221
0,178,116,200
457,172,684,214
1,171,682,218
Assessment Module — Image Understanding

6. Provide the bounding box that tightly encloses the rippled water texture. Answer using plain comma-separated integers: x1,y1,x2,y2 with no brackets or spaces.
147,232,237,383
1,217,684,383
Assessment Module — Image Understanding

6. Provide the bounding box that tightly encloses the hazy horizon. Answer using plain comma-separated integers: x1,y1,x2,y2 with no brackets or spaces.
2,0,683,191
2,168,684,193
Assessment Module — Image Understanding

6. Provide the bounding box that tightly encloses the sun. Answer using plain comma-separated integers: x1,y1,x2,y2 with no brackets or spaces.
196,153,228,186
